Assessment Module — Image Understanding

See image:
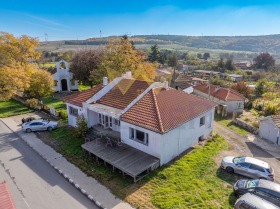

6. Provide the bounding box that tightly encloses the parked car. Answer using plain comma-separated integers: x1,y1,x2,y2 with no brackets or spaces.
221,156,274,181
233,179,280,207
234,193,279,209
22,119,58,133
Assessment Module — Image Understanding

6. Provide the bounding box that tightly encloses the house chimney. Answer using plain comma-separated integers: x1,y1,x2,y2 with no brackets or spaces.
103,77,108,86
126,71,132,78
163,81,169,90
215,85,220,92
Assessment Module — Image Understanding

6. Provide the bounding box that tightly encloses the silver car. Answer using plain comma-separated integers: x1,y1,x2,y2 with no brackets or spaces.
234,193,279,209
221,156,274,181
22,119,58,133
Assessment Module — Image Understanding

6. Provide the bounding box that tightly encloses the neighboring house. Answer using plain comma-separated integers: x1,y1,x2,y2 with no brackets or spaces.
193,84,246,114
222,74,243,82
52,60,78,92
234,61,251,70
63,72,217,165
175,82,193,94
259,115,280,145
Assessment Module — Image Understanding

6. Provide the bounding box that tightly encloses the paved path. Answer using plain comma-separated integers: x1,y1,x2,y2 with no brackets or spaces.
1,114,134,209
0,120,97,209
214,122,280,183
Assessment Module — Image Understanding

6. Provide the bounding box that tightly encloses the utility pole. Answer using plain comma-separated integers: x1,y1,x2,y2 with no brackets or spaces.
44,33,48,42
100,30,102,38
208,72,212,99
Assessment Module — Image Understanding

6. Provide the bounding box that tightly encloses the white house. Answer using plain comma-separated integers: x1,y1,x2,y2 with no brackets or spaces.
193,84,246,114
63,72,217,165
52,60,78,92
259,115,280,145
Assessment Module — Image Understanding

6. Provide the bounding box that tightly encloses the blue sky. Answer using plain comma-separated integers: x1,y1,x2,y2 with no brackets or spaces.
2,0,280,40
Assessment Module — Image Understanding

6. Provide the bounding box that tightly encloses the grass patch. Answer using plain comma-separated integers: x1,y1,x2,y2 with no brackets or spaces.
39,62,56,68
78,84,91,91
149,135,237,209
41,95,68,120
215,115,249,136
39,127,238,208
0,99,32,118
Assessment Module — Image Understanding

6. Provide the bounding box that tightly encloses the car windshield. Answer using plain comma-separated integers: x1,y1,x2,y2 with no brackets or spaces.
233,157,245,164
246,180,259,188
267,167,273,174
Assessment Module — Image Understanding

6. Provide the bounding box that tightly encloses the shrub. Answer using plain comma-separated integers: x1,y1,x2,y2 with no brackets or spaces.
245,101,253,110
251,121,259,128
74,115,88,138
26,98,39,109
264,103,278,116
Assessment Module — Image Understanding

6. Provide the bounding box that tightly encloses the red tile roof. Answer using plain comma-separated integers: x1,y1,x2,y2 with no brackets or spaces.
62,84,103,107
193,84,245,101
121,87,217,134
97,79,151,110
0,181,16,209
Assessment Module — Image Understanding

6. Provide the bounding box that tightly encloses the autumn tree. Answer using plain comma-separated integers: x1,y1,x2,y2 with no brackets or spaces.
100,38,156,81
27,70,54,100
231,82,252,99
253,52,275,71
0,32,40,68
0,32,40,101
71,49,104,87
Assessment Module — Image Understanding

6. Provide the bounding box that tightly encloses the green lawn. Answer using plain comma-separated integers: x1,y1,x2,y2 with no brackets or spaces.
39,62,56,68
41,95,67,119
0,99,32,118
215,115,249,136
39,128,239,208
78,84,91,91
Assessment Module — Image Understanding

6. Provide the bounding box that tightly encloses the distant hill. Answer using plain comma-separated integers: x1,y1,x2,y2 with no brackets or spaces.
39,34,280,57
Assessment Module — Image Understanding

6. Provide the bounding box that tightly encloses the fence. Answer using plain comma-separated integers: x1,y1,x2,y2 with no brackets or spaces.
232,118,259,135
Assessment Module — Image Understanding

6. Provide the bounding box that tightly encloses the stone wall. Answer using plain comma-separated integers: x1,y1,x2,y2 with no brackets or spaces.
232,118,259,135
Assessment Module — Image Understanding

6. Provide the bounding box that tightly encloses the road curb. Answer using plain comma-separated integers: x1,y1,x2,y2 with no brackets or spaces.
0,119,106,209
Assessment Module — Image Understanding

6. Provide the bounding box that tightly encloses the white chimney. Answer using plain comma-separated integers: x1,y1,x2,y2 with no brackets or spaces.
215,86,220,92
126,71,132,78
163,81,169,90
103,77,108,86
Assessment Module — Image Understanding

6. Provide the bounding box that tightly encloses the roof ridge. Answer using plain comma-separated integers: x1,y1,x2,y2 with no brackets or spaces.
151,88,164,133
225,88,231,101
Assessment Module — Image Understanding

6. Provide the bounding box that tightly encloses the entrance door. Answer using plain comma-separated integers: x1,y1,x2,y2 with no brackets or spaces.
61,79,68,91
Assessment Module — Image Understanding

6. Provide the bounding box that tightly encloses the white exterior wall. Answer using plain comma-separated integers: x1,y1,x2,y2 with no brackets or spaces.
182,86,193,94
121,108,215,165
86,110,99,128
160,108,214,165
259,118,280,145
121,121,163,159
193,89,244,113
67,103,83,127
226,100,244,114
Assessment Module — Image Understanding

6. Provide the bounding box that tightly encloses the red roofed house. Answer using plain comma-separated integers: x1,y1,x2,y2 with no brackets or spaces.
193,84,246,114
63,72,217,165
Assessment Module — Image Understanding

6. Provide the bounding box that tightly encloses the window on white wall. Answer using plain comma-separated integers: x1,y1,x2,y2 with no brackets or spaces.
200,116,205,126
129,127,149,145
114,119,120,126
69,106,78,116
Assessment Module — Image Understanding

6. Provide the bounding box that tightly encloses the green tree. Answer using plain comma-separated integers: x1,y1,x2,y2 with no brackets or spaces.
225,59,235,71
197,53,202,59
148,44,161,63
203,53,210,60
253,52,275,71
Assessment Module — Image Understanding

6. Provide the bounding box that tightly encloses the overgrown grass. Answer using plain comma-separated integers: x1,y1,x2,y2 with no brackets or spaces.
215,115,249,136
149,135,237,209
0,99,32,118
41,128,238,208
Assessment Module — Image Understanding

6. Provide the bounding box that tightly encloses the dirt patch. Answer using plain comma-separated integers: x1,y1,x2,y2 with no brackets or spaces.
35,131,62,150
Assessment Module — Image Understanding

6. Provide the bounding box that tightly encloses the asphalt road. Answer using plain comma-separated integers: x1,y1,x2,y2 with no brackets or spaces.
0,120,98,209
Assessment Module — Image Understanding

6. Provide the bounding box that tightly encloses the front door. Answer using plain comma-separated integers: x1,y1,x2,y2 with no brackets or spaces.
61,79,68,91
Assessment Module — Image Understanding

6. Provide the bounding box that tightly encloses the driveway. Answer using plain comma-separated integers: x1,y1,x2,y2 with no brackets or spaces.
214,122,280,183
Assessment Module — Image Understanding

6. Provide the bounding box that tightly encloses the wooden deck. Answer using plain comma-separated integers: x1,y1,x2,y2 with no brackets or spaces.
82,140,160,182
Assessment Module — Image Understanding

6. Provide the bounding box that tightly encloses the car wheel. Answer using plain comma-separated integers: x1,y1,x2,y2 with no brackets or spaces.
226,167,234,173
47,127,53,132
259,177,266,180
26,128,32,133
